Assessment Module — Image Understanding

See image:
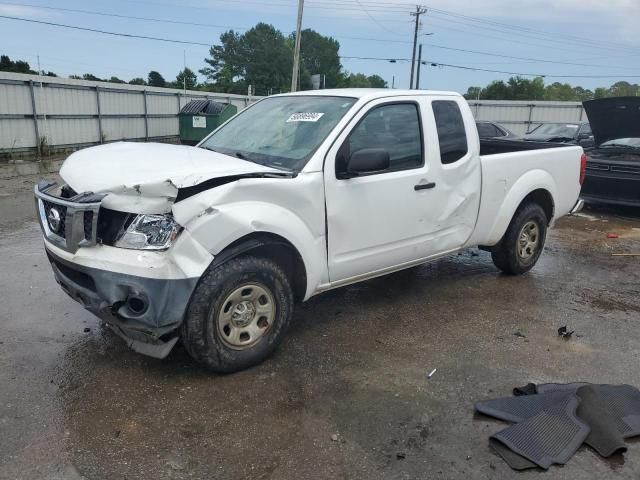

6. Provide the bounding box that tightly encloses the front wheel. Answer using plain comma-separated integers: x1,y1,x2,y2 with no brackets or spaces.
491,203,548,275
181,256,294,373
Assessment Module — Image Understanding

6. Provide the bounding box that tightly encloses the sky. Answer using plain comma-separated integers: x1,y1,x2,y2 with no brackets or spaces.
1,0,640,95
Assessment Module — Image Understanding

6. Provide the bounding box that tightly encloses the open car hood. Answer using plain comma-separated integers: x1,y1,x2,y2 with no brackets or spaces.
583,97,640,146
59,142,283,213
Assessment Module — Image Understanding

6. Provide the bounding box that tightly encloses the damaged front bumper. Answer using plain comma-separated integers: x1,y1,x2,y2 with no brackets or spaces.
46,245,200,358
36,181,214,358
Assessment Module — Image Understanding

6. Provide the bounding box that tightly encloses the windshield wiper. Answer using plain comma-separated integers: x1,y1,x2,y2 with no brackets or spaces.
235,151,247,159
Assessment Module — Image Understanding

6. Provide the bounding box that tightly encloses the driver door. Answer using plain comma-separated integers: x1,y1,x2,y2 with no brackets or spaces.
324,98,437,283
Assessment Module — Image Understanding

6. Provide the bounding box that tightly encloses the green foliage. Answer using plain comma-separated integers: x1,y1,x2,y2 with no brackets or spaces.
173,67,198,89
339,72,388,88
465,76,638,101
108,76,125,84
147,70,166,87
0,54,36,74
201,24,387,94
128,77,146,85
201,23,292,95
82,73,104,81
294,29,342,89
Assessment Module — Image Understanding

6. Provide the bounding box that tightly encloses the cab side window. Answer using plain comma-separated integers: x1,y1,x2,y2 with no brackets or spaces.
433,100,468,164
337,103,423,176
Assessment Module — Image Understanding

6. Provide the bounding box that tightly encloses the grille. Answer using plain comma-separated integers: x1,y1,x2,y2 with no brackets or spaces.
83,211,94,241
42,200,68,239
35,183,104,253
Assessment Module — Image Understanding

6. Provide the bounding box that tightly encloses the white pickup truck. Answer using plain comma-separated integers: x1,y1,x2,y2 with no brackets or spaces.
35,89,585,372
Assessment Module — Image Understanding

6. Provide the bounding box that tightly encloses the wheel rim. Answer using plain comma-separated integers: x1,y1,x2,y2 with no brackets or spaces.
216,282,276,350
518,220,540,261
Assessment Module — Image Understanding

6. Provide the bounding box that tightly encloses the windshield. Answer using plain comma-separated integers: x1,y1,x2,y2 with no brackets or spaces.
527,123,579,138
200,95,357,171
601,137,640,148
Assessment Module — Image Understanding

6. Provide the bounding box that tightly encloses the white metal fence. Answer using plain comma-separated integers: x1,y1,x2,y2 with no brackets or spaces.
468,99,587,136
0,72,590,155
0,72,255,156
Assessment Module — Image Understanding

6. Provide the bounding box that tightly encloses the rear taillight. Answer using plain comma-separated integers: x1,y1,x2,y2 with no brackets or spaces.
579,153,587,185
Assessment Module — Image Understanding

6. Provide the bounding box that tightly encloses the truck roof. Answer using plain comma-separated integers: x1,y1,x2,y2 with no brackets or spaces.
275,88,461,100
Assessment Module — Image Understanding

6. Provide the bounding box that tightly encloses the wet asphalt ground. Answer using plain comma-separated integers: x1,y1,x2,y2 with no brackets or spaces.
1,174,640,480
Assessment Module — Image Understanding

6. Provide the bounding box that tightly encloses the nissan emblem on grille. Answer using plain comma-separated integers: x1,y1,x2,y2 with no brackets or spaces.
47,207,62,233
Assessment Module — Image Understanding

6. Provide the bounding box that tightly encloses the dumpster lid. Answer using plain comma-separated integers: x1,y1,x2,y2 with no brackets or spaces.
180,99,227,115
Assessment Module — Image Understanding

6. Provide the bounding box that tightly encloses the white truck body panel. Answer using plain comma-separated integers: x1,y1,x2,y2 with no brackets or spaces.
323,94,482,283
468,147,582,247
36,89,584,359
53,89,583,299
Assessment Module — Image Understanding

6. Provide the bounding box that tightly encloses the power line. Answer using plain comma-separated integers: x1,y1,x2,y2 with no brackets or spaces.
0,2,248,30
0,14,211,45
353,0,405,35
425,9,640,55
424,60,640,79
340,55,640,79
424,6,639,53
422,42,640,70
6,0,638,61
4,4,640,81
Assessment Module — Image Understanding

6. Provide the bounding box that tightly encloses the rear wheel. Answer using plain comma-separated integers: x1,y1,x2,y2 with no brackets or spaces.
181,256,294,373
491,203,548,275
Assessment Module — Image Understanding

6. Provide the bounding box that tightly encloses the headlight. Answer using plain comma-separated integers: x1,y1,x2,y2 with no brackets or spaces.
115,214,181,250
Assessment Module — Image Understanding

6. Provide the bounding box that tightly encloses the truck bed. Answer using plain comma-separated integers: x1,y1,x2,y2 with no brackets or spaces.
480,138,573,156
465,142,583,248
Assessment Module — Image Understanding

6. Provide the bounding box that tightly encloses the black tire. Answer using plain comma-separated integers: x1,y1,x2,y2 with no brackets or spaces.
181,256,294,373
491,202,548,275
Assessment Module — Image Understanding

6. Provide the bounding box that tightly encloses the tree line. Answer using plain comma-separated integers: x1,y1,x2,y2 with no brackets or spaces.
0,23,386,94
464,76,640,101
3,21,639,100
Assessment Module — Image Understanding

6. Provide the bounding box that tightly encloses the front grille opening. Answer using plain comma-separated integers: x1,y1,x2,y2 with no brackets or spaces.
97,208,133,245
83,211,94,241
60,185,78,199
47,253,97,292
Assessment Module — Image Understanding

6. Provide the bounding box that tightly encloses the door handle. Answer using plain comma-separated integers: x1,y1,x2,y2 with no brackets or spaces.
414,182,436,191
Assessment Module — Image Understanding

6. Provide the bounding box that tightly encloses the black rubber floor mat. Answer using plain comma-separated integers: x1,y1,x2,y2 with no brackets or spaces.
489,438,538,470
592,385,640,438
475,390,575,423
539,384,640,439
576,385,627,457
490,394,589,470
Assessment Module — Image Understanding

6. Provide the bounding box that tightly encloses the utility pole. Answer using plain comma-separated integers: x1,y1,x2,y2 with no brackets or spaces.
415,44,423,89
183,50,187,95
37,55,48,143
291,0,304,92
409,5,427,89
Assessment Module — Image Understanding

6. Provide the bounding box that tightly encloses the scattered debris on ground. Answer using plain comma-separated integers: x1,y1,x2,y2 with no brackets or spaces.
558,326,574,339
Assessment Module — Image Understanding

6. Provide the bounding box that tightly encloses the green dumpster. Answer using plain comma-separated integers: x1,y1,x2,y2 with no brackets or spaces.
178,100,238,146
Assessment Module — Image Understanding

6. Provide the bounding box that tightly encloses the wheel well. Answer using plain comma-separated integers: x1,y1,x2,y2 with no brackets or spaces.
519,189,554,224
212,232,308,303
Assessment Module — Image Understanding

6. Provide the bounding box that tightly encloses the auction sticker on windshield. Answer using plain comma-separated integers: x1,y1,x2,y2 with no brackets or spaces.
287,112,325,122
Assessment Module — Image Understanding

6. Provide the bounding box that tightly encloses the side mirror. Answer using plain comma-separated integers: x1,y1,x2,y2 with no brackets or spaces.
344,148,390,177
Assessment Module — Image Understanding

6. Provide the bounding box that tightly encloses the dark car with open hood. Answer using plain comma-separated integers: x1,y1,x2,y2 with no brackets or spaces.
523,121,594,147
582,97,640,207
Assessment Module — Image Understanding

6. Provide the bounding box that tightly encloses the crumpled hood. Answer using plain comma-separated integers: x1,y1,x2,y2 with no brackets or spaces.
59,142,282,213
583,97,640,146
